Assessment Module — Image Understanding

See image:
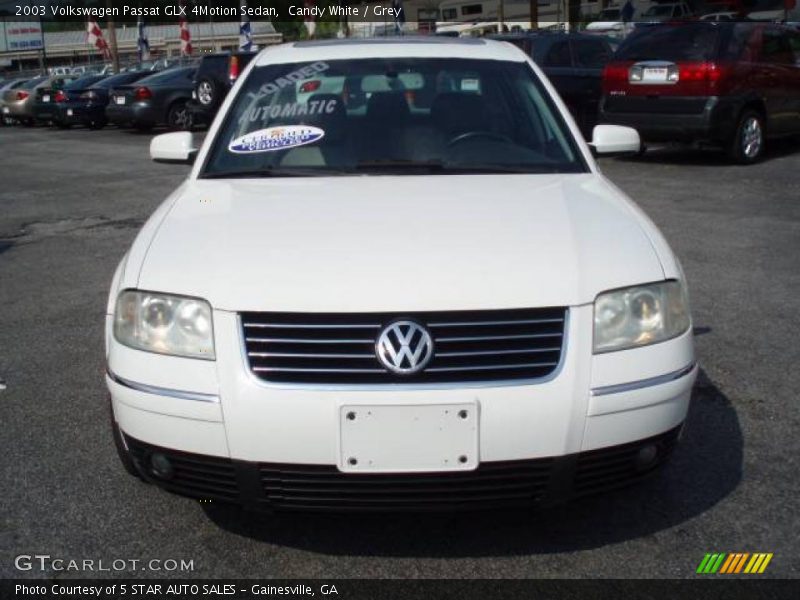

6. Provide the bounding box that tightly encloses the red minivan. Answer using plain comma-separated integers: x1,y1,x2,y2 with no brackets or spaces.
598,22,800,163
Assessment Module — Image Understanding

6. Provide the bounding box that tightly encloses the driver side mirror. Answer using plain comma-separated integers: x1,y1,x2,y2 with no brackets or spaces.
589,125,641,157
150,132,198,165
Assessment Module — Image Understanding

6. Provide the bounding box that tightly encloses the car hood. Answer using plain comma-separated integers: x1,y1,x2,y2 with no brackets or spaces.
133,175,665,312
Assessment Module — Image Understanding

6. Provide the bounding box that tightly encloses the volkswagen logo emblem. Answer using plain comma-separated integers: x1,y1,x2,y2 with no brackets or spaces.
376,321,434,375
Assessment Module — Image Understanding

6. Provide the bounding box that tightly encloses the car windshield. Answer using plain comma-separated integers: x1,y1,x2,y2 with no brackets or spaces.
616,25,721,61
201,57,584,178
644,6,675,16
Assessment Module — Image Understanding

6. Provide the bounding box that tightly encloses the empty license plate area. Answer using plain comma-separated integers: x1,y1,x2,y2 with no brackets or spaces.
338,403,479,473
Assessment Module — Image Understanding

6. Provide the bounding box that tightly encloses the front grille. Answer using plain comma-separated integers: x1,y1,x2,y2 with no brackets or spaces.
241,308,567,385
258,459,554,512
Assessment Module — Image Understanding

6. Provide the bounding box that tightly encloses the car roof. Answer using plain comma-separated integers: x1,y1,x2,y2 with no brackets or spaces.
253,37,527,67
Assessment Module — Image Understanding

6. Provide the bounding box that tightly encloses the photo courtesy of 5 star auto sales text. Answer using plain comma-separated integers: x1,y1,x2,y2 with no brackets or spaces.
1,1,799,599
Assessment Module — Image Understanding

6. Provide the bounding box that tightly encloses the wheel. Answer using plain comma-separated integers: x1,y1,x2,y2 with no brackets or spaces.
166,101,190,130
56,121,71,129
729,110,764,164
134,122,154,132
88,119,107,130
110,406,142,479
195,77,219,108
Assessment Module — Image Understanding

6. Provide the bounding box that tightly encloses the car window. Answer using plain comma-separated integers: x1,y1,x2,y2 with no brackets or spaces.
572,39,612,68
543,41,573,67
22,76,47,90
617,25,721,61
761,28,794,65
201,57,585,178
137,67,193,86
789,32,800,66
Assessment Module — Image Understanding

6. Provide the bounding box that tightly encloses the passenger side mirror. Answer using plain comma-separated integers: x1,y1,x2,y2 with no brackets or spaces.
589,125,641,157
150,132,198,165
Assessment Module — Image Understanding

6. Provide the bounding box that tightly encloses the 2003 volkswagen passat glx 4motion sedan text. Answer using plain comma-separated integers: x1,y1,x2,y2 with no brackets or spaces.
106,38,697,512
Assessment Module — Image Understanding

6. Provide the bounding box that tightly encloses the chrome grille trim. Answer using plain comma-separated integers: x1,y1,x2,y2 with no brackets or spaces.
240,308,568,387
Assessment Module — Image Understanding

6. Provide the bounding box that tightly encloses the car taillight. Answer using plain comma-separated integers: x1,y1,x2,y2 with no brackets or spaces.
299,80,321,94
55,90,68,103
229,55,241,81
134,87,152,101
16,91,29,101
602,64,629,93
677,62,724,83
80,90,97,100
602,64,629,84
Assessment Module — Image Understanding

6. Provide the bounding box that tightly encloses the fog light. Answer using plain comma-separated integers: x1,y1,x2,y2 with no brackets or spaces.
150,453,174,479
634,444,658,470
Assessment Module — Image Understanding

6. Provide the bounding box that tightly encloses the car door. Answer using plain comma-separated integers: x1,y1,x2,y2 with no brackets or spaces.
758,26,795,135
569,37,613,138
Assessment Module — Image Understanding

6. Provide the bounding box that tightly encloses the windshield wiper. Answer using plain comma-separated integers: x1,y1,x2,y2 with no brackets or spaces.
353,160,557,175
201,166,342,179
354,160,448,173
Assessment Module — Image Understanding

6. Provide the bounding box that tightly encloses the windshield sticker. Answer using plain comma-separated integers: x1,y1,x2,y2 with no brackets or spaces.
239,99,339,124
228,125,325,154
258,62,330,96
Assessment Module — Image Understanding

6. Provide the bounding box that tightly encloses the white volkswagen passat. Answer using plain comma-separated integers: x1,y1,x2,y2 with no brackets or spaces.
106,38,696,511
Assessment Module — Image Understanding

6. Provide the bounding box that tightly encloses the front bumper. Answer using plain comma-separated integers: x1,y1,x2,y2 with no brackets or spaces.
119,425,683,512
107,305,697,510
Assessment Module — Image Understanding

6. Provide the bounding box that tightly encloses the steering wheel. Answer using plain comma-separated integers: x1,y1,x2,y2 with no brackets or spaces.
447,131,514,147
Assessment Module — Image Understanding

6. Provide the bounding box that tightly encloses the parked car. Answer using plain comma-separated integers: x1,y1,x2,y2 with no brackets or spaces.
638,1,694,23
585,7,629,38
0,78,30,125
45,74,110,128
33,75,102,126
1,75,51,125
187,51,257,126
107,38,697,512
106,66,196,131
492,32,615,138
62,70,154,129
599,21,800,162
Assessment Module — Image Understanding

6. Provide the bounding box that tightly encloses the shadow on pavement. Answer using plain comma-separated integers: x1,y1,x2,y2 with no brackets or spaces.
613,137,799,167
203,368,743,557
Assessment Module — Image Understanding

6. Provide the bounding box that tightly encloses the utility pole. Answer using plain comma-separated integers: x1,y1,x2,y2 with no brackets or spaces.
106,0,119,71
530,0,538,30
498,0,504,33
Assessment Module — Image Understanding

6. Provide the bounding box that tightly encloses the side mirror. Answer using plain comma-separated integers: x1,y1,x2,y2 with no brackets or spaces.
589,125,641,157
150,132,198,165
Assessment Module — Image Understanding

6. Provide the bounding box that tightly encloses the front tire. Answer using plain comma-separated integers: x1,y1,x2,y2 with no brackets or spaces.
729,110,765,164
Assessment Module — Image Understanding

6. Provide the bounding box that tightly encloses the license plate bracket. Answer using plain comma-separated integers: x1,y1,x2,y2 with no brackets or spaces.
338,403,479,473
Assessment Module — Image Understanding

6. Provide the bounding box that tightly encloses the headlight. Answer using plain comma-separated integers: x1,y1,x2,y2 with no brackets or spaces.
114,290,215,360
593,280,690,353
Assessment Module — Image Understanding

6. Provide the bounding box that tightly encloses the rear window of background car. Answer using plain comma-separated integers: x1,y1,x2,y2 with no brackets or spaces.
616,25,721,62
573,39,612,68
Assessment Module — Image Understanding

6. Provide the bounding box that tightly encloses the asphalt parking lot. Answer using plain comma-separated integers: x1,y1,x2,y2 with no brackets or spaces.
0,124,798,579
